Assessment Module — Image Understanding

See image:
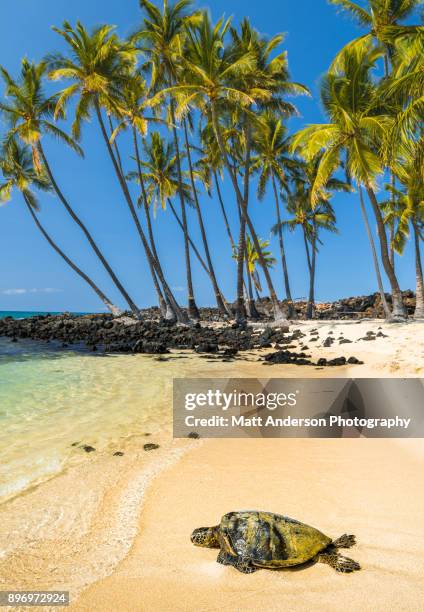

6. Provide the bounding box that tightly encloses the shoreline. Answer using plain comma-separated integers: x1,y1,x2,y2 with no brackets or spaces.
0,432,194,600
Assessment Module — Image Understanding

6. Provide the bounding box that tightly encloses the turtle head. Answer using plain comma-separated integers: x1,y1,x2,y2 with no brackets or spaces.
191,525,220,548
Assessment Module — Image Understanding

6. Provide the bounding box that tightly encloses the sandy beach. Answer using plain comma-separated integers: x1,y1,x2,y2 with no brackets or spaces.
70,437,424,612
0,320,423,611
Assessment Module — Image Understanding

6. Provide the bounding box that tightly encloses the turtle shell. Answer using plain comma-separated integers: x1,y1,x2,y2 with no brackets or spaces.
219,511,332,568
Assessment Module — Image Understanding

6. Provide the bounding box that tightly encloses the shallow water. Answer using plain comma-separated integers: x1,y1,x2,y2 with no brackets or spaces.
0,337,178,503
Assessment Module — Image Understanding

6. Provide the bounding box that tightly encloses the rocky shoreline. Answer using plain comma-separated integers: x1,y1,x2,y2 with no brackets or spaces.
1,291,416,365
0,308,376,369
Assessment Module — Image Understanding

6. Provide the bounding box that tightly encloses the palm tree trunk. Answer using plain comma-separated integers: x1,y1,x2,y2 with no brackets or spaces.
246,266,259,319
389,224,395,271
234,190,248,322
389,173,396,271
37,141,138,316
167,198,209,274
271,171,295,318
302,225,315,319
211,103,285,321
366,185,406,319
94,100,188,324
23,195,121,315
169,102,199,319
303,226,312,274
108,115,124,178
214,171,235,248
214,172,249,302
306,224,317,319
132,127,173,320
358,186,391,319
182,119,230,316
412,219,424,319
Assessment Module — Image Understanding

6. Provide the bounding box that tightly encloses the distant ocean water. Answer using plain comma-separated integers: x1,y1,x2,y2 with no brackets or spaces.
0,311,86,319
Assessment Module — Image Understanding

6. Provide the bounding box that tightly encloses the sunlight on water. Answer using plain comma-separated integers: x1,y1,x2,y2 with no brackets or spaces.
0,337,176,503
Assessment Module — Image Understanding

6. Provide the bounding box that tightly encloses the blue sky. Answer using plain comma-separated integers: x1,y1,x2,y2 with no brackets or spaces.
0,0,419,312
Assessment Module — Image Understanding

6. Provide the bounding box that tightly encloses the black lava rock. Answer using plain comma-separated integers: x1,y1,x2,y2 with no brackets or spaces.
195,343,219,354
327,357,347,366
347,356,364,365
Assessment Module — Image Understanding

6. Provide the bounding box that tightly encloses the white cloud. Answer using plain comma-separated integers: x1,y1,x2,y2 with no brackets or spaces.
2,289,27,295
171,286,185,293
2,288,63,295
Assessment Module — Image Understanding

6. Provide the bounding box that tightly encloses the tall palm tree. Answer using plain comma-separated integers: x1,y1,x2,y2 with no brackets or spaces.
49,21,188,323
108,71,172,318
291,41,407,319
0,140,120,314
196,129,259,316
281,158,342,319
133,0,202,319
182,117,231,316
386,138,424,318
0,59,137,315
252,111,299,317
227,19,307,322
129,131,209,277
163,12,293,321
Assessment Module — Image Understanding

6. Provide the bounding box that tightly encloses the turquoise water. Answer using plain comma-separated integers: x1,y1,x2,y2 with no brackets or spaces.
0,311,87,319
0,335,174,504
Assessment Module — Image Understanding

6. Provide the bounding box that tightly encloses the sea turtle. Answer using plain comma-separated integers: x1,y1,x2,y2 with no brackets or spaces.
191,511,360,574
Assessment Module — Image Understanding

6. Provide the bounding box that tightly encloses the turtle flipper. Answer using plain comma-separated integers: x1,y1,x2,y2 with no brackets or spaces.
217,550,257,574
318,553,360,573
217,549,237,566
332,534,356,549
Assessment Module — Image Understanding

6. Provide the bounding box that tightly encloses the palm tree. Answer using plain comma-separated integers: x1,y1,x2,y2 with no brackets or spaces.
130,131,212,279
49,21,188,323
281,158,341,319
358,184,392,318
182,117,231,316
329,0,422,75
163,12,293,321
381,32,424,144
291,41,407,319
0,59,137,315
197,114,256,318
234,236,276,308
226,19,307,322
0,140,120,314
133,0,202,319
108,71,172,318
252,111,299,317
386,138,424,318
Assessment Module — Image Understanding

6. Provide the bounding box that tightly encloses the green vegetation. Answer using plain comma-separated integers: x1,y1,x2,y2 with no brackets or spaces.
1,0,422,321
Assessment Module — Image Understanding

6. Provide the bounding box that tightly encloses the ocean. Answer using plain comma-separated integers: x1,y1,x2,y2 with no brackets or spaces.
0,311,85,319
0,329,174,504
